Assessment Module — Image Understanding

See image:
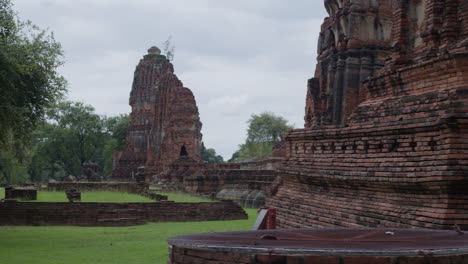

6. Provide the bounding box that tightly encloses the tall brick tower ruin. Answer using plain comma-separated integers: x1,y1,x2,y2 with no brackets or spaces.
267,0,468,230
110,46,203,181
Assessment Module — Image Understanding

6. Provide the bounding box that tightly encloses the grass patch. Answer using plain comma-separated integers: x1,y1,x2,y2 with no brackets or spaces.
0,208,258,264
30,190,215,203
2,188,258,263
32,191,155,203
4,188,219,203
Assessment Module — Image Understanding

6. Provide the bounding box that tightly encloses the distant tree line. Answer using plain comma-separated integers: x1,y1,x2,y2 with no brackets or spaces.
0,101,130,184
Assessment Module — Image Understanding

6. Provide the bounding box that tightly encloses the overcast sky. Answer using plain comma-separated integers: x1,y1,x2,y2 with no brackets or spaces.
13,0,328,160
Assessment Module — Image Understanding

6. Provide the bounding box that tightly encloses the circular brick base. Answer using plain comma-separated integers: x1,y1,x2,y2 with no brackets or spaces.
168,228,468,264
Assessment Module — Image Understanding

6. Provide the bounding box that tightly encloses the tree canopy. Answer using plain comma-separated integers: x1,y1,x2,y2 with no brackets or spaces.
0,0,67,157
23,102,129,182
41,101,104,177
229,112,293,162
202,143,224,163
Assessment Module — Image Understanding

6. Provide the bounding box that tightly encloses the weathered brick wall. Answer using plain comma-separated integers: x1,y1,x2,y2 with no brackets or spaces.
183,170,277,195
267,61,468,229
305,0,393,127
238,157,285,170
267,0,468,230
5,187,37,201
0,200,247,226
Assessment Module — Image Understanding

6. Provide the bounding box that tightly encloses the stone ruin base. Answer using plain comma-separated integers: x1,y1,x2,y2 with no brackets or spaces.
5,186,37,200
65,189,81,202
168,229,468,264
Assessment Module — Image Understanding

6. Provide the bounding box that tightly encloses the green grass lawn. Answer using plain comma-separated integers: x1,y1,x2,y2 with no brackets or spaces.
1,187,214,203
9,189,214,203
1,188,258,263
33,191,156,203
0,208,258,264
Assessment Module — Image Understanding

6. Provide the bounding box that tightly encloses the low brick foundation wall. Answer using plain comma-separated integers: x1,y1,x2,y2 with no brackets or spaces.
184,170,277,195
0,199,247,226
238,157,285,170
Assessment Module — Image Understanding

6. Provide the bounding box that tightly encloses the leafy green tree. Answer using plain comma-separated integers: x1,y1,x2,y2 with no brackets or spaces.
227,150,240,163
0,137,29,184
102,114,129,178
0,0,67,157
230,112,293,162
26,108,129,182
103,114,129,151
32,101,104,178
202,143,224,163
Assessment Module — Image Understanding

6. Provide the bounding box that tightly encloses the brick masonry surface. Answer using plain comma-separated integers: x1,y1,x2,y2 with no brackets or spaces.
266,0,468,230
169,247,468,264
0,200,247,226
5,187,37,201
110,46,203,182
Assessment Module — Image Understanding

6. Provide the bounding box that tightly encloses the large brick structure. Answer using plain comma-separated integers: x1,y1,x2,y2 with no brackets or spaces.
110,46,203,181
267,0,468,229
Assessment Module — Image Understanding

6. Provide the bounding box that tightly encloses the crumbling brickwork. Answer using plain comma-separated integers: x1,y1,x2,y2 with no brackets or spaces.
267,0,468,230
305,0,393,127
4,187,37,201
0,199,246,226
184,169,277,194
158,157,283,208
110,46,202,181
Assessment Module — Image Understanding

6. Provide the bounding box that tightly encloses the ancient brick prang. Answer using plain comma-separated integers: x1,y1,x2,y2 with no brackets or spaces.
110,46,203,181
306,0,393,127
267,0,468,230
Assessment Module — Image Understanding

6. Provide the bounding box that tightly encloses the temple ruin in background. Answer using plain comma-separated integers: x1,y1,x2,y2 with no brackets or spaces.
110,46,203,182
